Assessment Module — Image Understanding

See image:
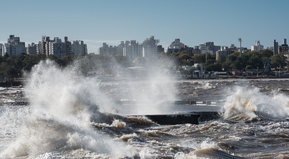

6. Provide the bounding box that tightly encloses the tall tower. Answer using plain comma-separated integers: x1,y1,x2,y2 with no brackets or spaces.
273,40,279,55
238,38,242,56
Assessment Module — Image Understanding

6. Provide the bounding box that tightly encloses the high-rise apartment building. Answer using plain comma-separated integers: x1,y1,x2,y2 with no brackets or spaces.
35,36,87,58
38,36,51,55
26,43,37,55
273,40,279,55
63,36,72,56
123,40,142,59
71,40,87,56
142,36,158,57
3,35,26,56
99,43,117,55
49,37,65,58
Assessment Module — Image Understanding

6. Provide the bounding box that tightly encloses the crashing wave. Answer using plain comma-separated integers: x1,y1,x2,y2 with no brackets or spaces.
223,86,289,122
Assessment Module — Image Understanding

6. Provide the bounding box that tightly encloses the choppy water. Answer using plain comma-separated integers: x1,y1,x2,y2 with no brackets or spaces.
1,61,289,158
1,79,289,158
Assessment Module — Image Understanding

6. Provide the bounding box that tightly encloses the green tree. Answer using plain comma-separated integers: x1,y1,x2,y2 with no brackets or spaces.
193,53,206,63
205,63,222,71
270,54,286,69
248,54,263,69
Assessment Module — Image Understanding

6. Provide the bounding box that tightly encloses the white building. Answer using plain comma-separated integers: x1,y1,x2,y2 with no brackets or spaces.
198,44,213,54
251,41,264,51
123,40,142,59
216,46,234,61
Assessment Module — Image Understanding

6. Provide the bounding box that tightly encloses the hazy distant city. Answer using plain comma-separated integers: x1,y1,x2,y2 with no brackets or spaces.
0,35,88,58
1,35,288,58
0,34,289,82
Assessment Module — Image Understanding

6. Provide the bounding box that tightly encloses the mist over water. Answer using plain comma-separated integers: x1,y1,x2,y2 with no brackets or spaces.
1,60,138,158
0,56,178,158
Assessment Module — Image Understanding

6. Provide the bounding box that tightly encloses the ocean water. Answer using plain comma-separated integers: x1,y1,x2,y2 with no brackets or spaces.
1,60,289,158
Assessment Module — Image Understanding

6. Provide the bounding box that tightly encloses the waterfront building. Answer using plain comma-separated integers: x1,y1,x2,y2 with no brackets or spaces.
197,44,213,54
157,45,164,53
167,38,185,53
0,44,3,56
26,43,37,55
205,42,220,53
99,43,109,55
251,41,264,51
167,38,194,55
98,36,160,58
193,46,201,54
273,40,279,55
123,40,142,59
37,36,86,57
99,43,117,56
279,38,288,53
71,40,87,56
216,46,234,61
49,37,65,58
38,36,51,55
229,44,238,52
116,41,125,56
142,36,158,57
63,36,72,56
197,42,220,54
3,35,26,56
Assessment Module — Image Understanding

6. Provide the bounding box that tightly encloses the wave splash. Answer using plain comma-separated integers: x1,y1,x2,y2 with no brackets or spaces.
0,60,135,158
223,85,289,121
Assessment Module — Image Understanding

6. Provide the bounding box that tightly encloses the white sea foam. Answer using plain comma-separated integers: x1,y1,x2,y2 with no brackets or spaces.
0,60,135,158
223,86,289,121
0,56,177,158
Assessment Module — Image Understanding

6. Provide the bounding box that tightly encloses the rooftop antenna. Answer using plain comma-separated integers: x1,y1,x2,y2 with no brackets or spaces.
238,38,242,56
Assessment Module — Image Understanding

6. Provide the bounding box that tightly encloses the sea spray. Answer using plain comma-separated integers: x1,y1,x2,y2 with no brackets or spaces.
0,56,178,158
114,57,178,115
0,106,30,152
74,54,178,115
223,85,289,121
0,60,136,158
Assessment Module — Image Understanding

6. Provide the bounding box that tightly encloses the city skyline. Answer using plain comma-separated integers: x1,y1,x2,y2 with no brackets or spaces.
1,35,87,57
0,0,289,53
1,34,288,56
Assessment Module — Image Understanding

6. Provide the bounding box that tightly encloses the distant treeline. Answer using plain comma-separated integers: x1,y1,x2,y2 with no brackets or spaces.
0,50,288,84
0,53,132,83
168,49,288,72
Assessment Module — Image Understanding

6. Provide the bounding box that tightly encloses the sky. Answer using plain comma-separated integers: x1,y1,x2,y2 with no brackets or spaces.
0,0,288,53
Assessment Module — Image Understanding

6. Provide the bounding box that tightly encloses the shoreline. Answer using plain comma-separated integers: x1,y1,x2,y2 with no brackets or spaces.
179,77,289,81
1,77,289,87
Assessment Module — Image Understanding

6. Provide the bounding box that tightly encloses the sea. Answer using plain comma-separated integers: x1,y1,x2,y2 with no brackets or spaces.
1,60,289,159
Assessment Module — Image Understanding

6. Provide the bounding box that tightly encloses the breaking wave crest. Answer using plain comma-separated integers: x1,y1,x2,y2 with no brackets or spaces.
0,60,135,158
223,86,289,122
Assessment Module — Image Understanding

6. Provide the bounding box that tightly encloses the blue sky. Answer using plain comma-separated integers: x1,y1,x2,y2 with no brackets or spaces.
0,0,288,53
